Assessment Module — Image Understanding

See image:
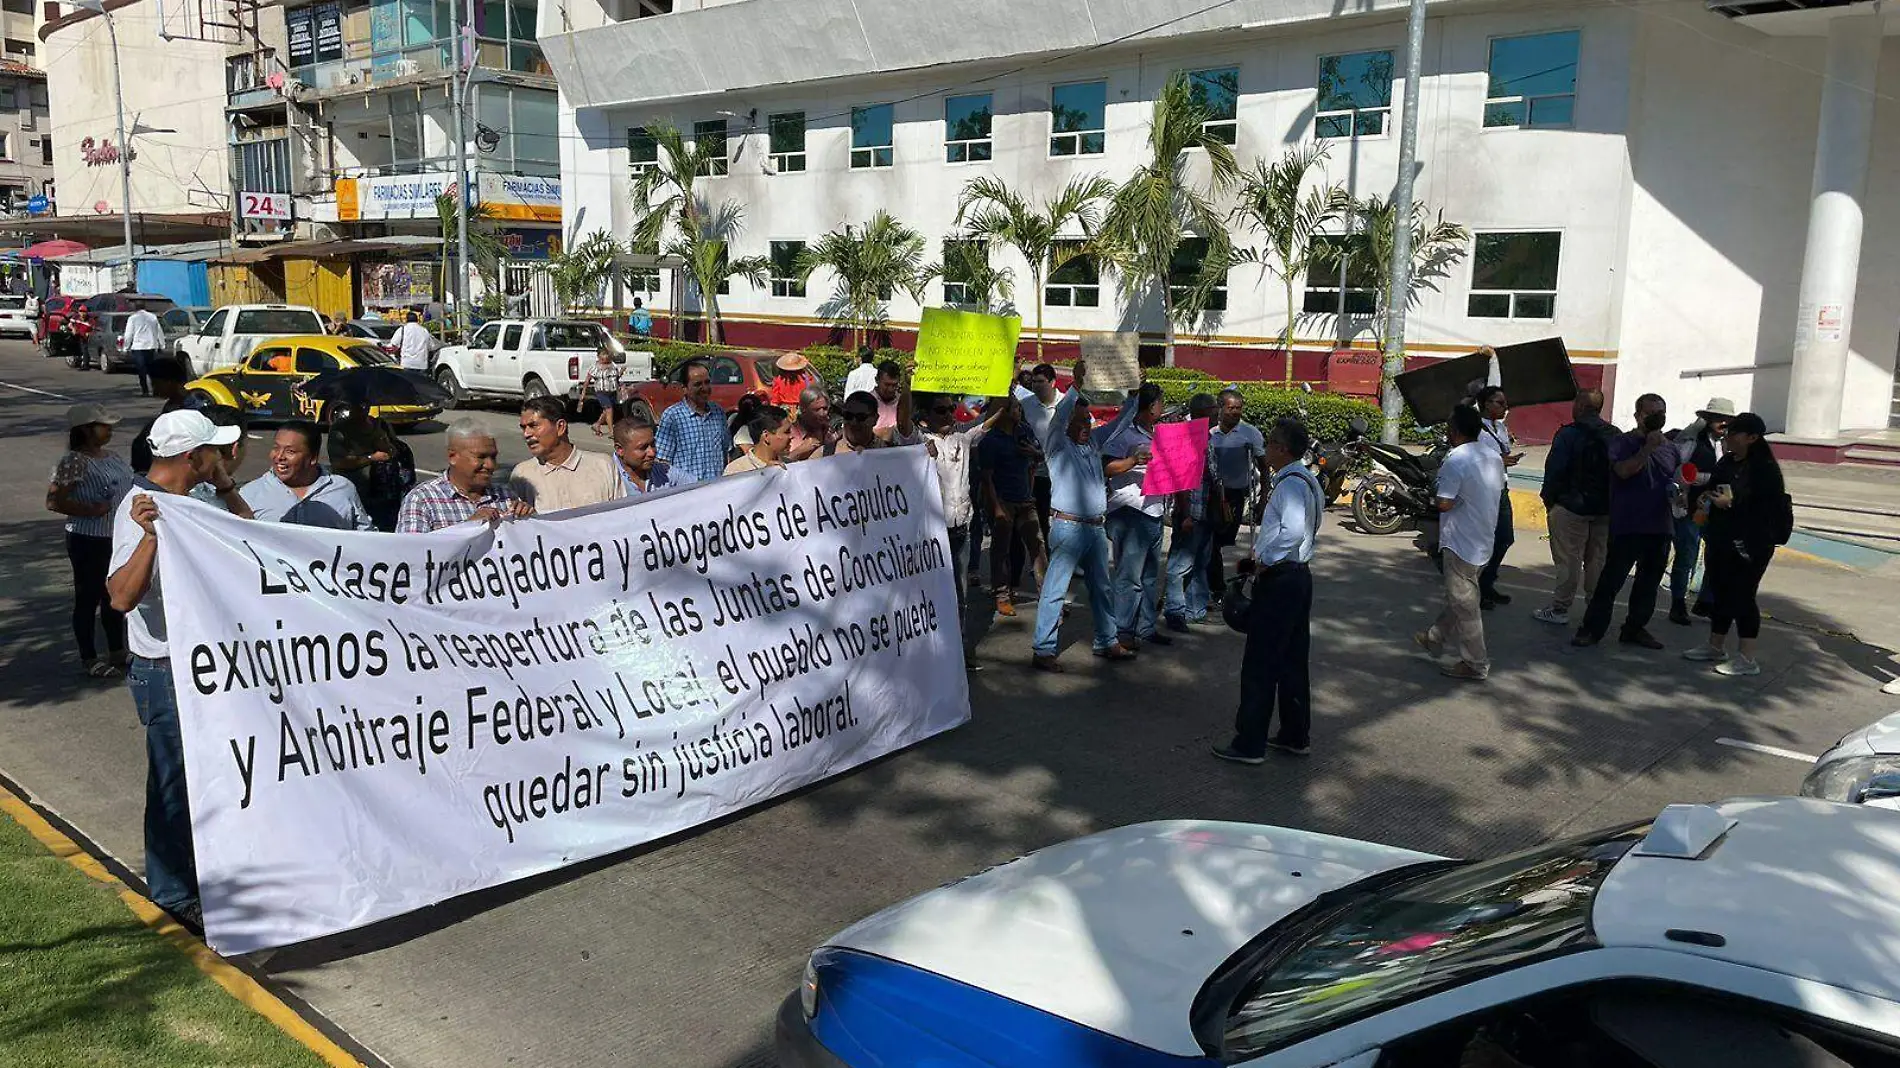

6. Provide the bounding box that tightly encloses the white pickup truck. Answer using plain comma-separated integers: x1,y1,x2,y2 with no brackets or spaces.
431,318,651,408
173,304,327,377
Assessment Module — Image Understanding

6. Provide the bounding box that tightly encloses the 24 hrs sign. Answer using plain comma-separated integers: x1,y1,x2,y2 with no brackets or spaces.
240,191,293,221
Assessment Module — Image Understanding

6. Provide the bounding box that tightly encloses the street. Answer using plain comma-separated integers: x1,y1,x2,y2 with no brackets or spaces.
2,340,1898,1068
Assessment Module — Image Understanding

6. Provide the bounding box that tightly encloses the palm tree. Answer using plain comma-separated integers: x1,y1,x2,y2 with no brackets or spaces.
795,210,939,351
630,120,756,342
942,237,1014,314
1094,71,1241,366
1230,143,1352,385
435,190,505,327
955,173,1115,360
1333,194,1470,349
546,230,624,313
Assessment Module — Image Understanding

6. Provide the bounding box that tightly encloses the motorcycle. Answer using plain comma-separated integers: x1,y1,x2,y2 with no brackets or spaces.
1345,420,1450,536
1306,420,1362,506
51,320,89,369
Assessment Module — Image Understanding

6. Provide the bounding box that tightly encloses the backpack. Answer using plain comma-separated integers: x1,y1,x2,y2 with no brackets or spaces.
1770,491,1795,546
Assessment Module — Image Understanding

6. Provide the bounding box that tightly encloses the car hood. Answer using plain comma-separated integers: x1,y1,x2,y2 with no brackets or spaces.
1819,711,1900,764
824,820,1439,1057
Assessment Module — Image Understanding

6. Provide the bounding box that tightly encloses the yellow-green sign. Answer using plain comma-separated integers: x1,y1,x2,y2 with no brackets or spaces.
911,307,1021,396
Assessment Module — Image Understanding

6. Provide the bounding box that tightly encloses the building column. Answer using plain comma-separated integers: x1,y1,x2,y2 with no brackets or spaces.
1787,14,1883,439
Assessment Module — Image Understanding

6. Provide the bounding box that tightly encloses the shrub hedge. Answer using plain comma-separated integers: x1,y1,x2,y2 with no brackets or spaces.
1152,380,1384,442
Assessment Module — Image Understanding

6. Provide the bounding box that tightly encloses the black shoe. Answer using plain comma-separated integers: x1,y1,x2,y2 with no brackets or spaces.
166,901,204,935
1691,601,1712,618
1571,632,1600,647
1267,739,1312,756
1144,632,1175,647
1165,616,1191,633
1480,598,1497,611
1668,605,1692,626
1211,743,1266,766
1484,590,1512,606
1619,628,1665,650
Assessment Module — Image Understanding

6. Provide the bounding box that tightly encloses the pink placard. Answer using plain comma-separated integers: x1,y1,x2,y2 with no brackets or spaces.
1141,420,1209,496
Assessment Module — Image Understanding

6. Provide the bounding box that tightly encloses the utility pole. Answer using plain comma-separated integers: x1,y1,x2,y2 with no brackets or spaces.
85,2,136,285
451,0,473,335
1380,0,1428,445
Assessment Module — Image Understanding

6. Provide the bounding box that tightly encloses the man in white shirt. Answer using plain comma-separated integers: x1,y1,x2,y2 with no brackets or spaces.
1417,405,1504,681
106,408,242,930
843,346,879,400
395,311,434,371
1474,385,1523,609
121,304,166,397
1213,417,1324,765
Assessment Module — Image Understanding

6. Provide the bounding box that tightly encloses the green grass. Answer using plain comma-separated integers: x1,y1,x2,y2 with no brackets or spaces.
0,810,329,1068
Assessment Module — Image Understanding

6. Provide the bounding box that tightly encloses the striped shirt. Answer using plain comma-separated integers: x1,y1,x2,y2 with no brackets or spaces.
396,474,518,533
50,449,134,538
587,363,622,395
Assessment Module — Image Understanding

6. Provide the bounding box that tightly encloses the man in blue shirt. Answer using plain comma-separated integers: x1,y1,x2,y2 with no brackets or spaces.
1574,393,1677,650
655,360,729,483
612,413,695,496
1031,361,1136,672
239,421,376,530
630,297,653,338
1214,417,1325,763
1102,383,1171,648
1164,393,1220,630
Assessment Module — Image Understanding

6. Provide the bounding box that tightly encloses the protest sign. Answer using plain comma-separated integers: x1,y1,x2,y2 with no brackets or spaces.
155,449,970,954
1142,420,1210,496
1078,331,1141,392
912,307,1020,396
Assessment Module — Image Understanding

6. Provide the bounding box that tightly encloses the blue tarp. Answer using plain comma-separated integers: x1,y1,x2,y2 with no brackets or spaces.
135,259,209,307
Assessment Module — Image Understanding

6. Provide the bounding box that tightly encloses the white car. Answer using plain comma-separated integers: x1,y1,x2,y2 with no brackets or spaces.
0,292,37,337
431,318,644,409
779,800,1900,1067
173,303,327,377
1803,711,1900,806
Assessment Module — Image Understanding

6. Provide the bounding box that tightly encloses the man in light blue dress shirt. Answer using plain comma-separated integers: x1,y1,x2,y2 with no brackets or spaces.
1214,417,1323,765
1031,361,1137,672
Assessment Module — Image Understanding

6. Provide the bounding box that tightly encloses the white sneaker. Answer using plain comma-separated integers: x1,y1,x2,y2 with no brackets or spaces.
1683,646,1728,663
1715,655,1761,677
1532,606,1569,626
1884,676,1900,696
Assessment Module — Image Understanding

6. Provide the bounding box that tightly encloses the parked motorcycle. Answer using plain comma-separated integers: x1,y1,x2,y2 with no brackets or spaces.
1307,420,1363,506
1345,422,1450,536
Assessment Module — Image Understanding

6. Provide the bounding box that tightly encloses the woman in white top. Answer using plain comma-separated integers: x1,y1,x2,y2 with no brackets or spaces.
46,404,135,676
1473,386,1523,610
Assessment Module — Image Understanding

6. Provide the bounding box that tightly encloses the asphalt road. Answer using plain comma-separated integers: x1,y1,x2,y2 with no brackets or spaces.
3,340,1898,1068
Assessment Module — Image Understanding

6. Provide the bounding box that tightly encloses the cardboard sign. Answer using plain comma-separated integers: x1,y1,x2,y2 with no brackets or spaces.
1142,419,1210,497
1079,331,1141,392
913,307,1021,396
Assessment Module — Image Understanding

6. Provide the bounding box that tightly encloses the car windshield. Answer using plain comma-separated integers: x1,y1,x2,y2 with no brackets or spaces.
1204,824,1646,1061
234,309,324,334
357,321,399,340
340,343,395,367
0,295,25,310
541,322,605,349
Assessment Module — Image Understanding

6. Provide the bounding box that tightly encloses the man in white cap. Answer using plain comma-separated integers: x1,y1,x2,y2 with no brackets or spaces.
105,408,244,930
1667,397,1734,625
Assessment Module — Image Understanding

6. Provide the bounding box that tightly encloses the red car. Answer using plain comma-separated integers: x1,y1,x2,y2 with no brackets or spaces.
626,350,783,418
36,294,81,351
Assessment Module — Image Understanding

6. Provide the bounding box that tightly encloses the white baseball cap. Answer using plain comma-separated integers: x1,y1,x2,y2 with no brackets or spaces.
147,409,240,458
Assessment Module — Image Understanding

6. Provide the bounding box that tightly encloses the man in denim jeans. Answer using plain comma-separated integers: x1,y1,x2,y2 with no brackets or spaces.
1103,383,1171,648
1031,360,1137,672
108,409,240,931
1164,393,1220,630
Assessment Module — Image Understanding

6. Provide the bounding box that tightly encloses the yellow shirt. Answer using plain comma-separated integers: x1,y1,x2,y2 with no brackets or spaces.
508,446,623,514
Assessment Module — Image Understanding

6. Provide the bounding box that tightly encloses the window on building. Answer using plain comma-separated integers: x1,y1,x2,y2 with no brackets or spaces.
1303,234,1377,315
625,243,660,293
944,93,992,164
942,238,986,306
41,134,51,166
0,86,14,110
628,126,659,175
4,38,31,58
769,241,805,297
625,0,672,16
0,134,10,161
227,54,258,94
1049,80,1106,157
0,0,31,15
1045,241,1099,308
1317,50,1393,138
30,83,46,108
1187,67,1239,146
694,118,728,177
1168,236,1228,313
1484,30,1579,129
236,137,292,194
851,104,893,169
768,111,805,173
1468,231,1561,319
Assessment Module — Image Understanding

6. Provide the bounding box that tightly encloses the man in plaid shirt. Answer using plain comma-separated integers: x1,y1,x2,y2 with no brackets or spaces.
397,420,532,532
656,360,730,483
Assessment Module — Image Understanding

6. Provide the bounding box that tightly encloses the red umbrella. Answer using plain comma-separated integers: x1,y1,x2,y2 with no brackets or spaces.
20,239,88,260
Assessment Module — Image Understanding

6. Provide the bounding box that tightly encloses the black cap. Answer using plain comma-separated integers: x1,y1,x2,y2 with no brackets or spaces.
1728,412,1768,437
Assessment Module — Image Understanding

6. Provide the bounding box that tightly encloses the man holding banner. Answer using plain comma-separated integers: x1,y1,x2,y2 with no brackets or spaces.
1031,361,1135,671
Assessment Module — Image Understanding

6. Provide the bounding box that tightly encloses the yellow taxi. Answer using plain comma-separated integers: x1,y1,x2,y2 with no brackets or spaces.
184,334,440,425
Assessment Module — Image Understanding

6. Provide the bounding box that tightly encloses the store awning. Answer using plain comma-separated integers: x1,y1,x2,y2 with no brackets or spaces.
4,212,230,246
214,237,446,265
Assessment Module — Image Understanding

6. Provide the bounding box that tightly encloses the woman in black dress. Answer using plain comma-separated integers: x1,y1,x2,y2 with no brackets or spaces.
1682,412,1784,677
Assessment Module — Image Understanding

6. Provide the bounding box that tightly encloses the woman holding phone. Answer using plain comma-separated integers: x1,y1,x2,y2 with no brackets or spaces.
1683,412,1784,677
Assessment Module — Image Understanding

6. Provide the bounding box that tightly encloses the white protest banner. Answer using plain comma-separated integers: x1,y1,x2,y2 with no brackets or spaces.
155,449,969,954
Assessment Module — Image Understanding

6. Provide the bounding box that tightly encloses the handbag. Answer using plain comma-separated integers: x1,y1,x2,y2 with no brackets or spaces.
1222,575,1254,634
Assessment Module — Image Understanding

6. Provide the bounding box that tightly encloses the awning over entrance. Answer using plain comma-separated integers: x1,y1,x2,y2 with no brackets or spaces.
2,212,230,246
213,236,445,264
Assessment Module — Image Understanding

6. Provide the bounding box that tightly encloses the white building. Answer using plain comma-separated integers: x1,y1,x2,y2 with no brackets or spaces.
539,0,1900,452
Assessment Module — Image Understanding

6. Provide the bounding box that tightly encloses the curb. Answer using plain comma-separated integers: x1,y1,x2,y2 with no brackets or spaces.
0,775,368,1068
1506,478,1858,572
